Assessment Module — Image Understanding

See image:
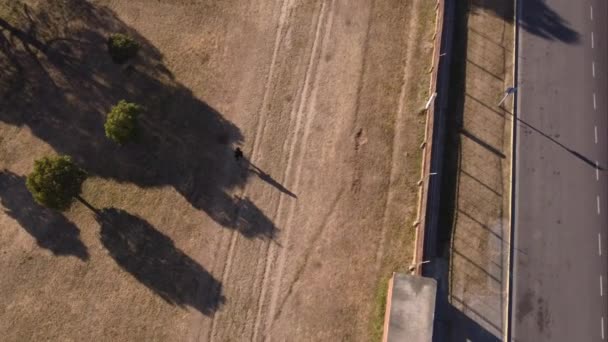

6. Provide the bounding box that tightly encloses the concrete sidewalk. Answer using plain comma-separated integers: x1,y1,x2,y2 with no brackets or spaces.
433,0,515,340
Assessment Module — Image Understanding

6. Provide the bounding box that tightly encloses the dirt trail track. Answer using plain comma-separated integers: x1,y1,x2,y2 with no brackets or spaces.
0,0,435,340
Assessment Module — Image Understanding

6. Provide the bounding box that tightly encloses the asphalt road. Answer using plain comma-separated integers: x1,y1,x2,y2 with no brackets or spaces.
512,0,608,341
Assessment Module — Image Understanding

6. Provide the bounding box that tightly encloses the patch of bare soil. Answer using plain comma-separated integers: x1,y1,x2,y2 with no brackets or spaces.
0,0,435,340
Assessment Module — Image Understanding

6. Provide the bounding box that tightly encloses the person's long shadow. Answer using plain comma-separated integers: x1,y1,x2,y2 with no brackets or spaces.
242,158,297,199
96,208,225,315
471,0,579,44
505,110,606,171
0,1,278,239
0,170,89,260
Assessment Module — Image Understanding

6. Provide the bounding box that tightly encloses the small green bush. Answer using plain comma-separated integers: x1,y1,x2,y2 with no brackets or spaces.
26,155,87,211
107,33,139,64
105,100,142,145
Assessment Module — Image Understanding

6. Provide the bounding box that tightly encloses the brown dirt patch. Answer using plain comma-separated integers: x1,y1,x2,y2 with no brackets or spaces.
0,0,435,340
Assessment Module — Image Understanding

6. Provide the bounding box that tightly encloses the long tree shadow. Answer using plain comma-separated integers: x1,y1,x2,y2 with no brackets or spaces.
0,170,89,260
471,0,580,44
207,195,278,240
0,0,276,239
97,208,224,315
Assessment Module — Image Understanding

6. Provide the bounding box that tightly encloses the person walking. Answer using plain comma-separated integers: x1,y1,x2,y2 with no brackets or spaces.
234,147,244,161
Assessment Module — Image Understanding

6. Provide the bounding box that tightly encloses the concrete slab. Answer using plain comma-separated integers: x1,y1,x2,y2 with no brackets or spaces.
383,273,437,342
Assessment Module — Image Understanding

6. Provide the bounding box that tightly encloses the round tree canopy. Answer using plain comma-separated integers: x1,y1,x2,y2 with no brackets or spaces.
104,100,142,145
26,155,87,211
107,33,139,64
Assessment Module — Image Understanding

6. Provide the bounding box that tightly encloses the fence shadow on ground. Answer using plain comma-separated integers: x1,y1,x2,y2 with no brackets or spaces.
0,0,276,240
0,170,89,260
427,1,507,340
471,0,579,44
443,302,502,342
97,207,225,315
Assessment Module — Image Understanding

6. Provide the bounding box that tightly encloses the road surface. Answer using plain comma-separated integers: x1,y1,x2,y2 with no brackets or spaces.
512,0,608,341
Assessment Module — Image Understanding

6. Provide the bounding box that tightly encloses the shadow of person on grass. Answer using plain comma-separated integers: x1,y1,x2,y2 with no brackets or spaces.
97,208,224,315
0,170,89,260
0,0,277,240
242,159,297,199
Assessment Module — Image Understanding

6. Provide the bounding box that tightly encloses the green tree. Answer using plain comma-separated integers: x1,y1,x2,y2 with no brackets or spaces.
104,100,142,144
107,33,139,64
26,155,87,211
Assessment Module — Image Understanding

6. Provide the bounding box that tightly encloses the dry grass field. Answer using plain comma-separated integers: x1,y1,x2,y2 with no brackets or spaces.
0,0,435,340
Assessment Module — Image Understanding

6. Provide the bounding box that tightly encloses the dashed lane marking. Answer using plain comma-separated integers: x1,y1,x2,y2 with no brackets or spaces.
596,126,599,144
594,93,597,110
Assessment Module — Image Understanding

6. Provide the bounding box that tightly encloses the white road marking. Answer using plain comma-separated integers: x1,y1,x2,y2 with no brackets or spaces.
602,316,605,340
591,5,594,21
597,161,601,181
598,195,602,215
596,126,599,144
601,275,604,296
592,32,595,49
594,93,597,110
593,61,596,78
599,233,603,256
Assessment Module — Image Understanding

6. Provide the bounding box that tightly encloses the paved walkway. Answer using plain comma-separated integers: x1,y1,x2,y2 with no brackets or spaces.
435,0,514,340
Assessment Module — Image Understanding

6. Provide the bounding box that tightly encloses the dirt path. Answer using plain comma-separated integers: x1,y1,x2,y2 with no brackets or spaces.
0,0,436,340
